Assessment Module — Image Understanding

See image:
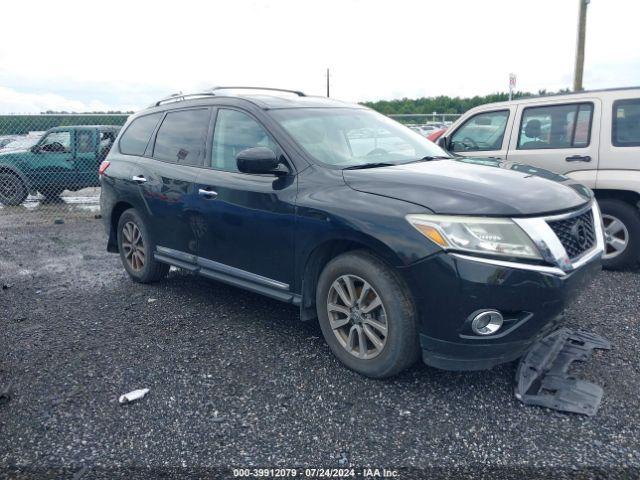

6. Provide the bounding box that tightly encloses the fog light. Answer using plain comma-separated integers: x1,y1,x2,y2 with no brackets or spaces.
471,310,503,335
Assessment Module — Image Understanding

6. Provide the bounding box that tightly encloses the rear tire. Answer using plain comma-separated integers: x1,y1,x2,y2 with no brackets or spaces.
117,208,169,283
39,186,65,200
599,199,640,270
316,250,419,378
0,172,28,206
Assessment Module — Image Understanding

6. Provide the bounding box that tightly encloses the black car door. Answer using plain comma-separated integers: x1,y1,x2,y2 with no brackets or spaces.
193,107,297,291
133,107,212,257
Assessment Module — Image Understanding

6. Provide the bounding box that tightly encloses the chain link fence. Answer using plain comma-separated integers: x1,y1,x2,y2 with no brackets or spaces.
0,111,460,229
0,114,129,228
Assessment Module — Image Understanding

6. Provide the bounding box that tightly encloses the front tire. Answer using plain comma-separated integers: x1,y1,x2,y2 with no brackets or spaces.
117,208,169,283
599,199,640,270
316,250,419,378
0,172,28,206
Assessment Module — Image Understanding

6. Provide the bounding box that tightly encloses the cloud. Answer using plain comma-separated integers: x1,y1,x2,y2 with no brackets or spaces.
0,0,637,109
0,86,114,113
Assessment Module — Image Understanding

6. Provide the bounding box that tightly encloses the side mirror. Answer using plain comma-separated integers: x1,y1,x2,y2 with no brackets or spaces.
236,147,286,175
437,136,449,150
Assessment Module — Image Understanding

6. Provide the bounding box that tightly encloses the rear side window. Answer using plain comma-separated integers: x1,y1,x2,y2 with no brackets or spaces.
154,109,210,166
612,99,640,147
450,110,509,152
518,103,593,150
119,113,162,156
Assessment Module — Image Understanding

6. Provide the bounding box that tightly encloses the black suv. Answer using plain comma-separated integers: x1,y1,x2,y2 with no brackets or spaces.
100,87,604,378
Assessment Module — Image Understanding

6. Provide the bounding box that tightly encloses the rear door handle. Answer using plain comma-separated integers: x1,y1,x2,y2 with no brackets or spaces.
565,155,591,162
132,175,147,183
198,188,218,199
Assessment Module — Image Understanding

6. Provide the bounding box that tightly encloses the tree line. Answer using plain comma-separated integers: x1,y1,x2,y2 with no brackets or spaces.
361,89,571,116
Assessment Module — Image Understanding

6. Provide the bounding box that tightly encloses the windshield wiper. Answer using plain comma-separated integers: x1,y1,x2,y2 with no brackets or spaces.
406,155,451,163
343,162,396,170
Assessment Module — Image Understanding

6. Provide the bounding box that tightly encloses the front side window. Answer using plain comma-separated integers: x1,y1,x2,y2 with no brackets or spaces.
269,108,447,167
154,109,210,166
450,110,509,152
612,99,640,147
39,131,71,153
119,113,162,156
518,103,593,150
76,130,94,153
211,109,278,172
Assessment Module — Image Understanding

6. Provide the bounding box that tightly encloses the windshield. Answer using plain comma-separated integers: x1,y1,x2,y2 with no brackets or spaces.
269,108,449,168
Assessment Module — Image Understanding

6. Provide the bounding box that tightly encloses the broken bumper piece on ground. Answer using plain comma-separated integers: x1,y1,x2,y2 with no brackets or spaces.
515,328,611,416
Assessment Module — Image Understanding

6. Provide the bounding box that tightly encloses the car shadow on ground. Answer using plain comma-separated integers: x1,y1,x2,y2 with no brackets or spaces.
154,269,518,400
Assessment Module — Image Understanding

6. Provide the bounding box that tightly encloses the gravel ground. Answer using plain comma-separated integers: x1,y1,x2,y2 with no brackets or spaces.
1,216,639,479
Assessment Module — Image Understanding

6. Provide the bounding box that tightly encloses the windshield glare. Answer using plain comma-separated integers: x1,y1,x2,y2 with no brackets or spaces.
270,108,449,167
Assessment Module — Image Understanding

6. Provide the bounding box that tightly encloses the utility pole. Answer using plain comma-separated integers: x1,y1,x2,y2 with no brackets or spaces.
573,0,589,91
326,68,330,98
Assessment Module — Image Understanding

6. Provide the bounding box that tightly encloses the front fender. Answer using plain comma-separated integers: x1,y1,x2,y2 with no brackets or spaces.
293,178,442,295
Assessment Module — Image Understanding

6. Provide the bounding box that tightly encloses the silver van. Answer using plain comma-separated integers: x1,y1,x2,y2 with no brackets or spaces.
438,87,640,269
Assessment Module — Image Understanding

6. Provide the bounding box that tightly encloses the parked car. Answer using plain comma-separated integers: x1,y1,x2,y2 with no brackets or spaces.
100,87,603,378
0,136,17,149
0,125,120,205
0,134,44,155
427,127,447,143
419,125,438,136
436,87,640,270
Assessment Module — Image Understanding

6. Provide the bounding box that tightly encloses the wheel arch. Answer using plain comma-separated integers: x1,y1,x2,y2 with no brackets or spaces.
298,236,404,322
107,201,135,253
593,189,640,211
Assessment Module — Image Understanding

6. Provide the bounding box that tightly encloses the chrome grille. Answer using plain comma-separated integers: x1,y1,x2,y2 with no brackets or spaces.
547,209,596,259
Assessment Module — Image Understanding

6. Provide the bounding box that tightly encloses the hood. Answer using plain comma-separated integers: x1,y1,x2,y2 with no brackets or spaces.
342,157,592,216
0,148,30,158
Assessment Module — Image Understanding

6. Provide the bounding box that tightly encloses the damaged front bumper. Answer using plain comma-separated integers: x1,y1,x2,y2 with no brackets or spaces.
409,250,602,371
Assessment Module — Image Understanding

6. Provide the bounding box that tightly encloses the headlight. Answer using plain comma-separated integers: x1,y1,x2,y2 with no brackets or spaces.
406,214,542,260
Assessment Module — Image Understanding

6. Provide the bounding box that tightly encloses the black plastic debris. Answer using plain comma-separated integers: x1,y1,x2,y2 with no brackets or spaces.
515,327,611,416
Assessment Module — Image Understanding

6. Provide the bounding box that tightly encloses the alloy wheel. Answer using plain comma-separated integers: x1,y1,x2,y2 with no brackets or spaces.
602,214,629,259
326,274,388,359
122,221,145,271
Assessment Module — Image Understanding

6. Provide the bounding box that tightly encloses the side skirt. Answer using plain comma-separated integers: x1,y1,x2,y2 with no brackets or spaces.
155,246,301,306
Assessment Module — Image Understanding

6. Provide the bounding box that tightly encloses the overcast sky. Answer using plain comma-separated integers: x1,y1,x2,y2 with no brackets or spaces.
0,0,638,113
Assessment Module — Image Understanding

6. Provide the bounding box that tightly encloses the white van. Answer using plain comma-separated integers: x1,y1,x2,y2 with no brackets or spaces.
437,87,640,270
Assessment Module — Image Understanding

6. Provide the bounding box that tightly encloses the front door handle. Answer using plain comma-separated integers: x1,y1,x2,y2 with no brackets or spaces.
198,188,218,199
132,175,147,183
565,155,591,162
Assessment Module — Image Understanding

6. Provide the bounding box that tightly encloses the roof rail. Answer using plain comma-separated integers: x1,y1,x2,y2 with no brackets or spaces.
209,86,306,97
150,92,216,108
149,86,306,108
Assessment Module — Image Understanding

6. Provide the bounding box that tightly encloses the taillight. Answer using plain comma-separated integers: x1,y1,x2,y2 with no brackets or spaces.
98,160,110,176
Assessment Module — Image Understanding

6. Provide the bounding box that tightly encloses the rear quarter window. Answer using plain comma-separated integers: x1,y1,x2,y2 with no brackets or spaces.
119,113,162,156
612,99,640,147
